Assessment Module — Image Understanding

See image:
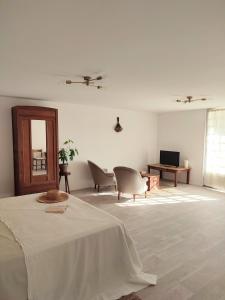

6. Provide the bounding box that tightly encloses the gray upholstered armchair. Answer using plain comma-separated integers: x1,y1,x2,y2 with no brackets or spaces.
113,166,148,201
88,161,116,192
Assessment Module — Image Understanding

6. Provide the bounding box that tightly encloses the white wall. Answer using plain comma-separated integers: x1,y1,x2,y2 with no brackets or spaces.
0,96,157,196
0,95,206,196
157,110,207,186
57,103,157,190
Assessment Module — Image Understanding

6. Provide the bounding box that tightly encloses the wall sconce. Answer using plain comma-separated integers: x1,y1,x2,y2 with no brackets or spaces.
114,117,123,132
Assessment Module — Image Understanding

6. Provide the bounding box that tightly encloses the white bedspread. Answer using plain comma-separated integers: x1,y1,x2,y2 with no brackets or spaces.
0,194,156,300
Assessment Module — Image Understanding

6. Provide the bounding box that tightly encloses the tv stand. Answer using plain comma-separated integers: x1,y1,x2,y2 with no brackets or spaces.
147,164,191,187
163,164,177,168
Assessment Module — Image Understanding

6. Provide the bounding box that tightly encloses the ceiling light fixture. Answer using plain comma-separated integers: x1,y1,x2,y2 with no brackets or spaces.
176,96,207,104
65,75,103,89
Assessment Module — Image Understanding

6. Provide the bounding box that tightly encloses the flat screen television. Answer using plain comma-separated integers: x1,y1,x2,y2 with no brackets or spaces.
160,150,180,167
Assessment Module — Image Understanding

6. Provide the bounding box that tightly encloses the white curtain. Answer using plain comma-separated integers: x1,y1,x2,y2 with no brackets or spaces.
204,109,225,190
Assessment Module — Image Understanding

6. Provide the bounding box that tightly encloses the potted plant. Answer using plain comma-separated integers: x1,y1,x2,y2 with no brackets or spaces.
58,139,78,173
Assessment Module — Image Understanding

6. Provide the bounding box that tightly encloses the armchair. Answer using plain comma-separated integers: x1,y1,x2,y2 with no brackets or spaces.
113,166,148,201
88,160,116,192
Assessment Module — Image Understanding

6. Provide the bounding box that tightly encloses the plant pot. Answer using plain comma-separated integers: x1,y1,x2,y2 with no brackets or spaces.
59,164,68,173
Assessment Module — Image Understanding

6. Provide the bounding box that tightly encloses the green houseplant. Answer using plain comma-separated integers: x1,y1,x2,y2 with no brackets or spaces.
58,139,78,173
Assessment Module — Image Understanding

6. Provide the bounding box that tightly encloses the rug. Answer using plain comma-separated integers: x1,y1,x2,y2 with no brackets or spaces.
118,292,142,300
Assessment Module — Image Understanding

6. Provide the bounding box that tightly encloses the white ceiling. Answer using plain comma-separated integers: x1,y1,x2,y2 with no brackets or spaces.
0,0,225,112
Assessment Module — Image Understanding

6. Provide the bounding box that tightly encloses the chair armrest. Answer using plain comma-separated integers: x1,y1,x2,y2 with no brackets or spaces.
106,172,114,177
142,177,148,183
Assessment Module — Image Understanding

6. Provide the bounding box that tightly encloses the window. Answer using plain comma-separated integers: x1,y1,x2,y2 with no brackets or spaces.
204,109,225,190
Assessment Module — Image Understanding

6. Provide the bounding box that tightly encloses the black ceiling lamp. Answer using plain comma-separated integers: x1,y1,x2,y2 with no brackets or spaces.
65,75,103,89
176,96,207,104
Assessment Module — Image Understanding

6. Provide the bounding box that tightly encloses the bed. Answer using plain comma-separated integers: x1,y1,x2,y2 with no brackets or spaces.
0,194,156,300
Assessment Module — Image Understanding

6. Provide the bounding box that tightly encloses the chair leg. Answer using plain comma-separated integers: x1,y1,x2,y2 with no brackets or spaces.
94,184,97,189
118,192,121,201
114,185,117,191
97,185,100,192
133,194,136,201
145,191,147,198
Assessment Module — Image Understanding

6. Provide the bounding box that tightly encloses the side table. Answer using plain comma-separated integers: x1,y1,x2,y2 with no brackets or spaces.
59,171,71,193
140,172,160,191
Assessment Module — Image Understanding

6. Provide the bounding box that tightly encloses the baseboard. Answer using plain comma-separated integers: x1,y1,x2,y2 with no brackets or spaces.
0,193,14,199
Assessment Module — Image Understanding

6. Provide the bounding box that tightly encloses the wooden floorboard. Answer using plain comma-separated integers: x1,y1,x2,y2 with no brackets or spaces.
72,183,225,300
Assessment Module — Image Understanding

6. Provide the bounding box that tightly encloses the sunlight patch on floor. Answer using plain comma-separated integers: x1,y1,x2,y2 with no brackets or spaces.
115,194,218,207
80,187,219,207
88,191,116,197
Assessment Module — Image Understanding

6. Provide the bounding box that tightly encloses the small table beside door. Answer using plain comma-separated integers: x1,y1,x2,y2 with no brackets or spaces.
147,164,191,187
59,171,71,193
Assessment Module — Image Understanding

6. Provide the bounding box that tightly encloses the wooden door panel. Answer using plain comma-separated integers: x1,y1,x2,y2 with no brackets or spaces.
46,119,56,181
20,118,31,185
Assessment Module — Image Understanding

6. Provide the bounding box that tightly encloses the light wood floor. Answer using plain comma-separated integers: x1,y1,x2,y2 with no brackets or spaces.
72,183,225,300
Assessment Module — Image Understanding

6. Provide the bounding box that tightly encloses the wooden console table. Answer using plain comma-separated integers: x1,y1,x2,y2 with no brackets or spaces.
147,164,191,187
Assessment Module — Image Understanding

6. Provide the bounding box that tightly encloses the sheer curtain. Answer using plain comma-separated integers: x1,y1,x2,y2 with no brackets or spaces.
204,109,225,190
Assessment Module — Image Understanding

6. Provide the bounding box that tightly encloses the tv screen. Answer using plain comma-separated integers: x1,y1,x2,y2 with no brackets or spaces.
160,150,180,167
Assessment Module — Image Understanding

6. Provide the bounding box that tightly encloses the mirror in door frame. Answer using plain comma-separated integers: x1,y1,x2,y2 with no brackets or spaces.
12,106,59,196
31,120,47,176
